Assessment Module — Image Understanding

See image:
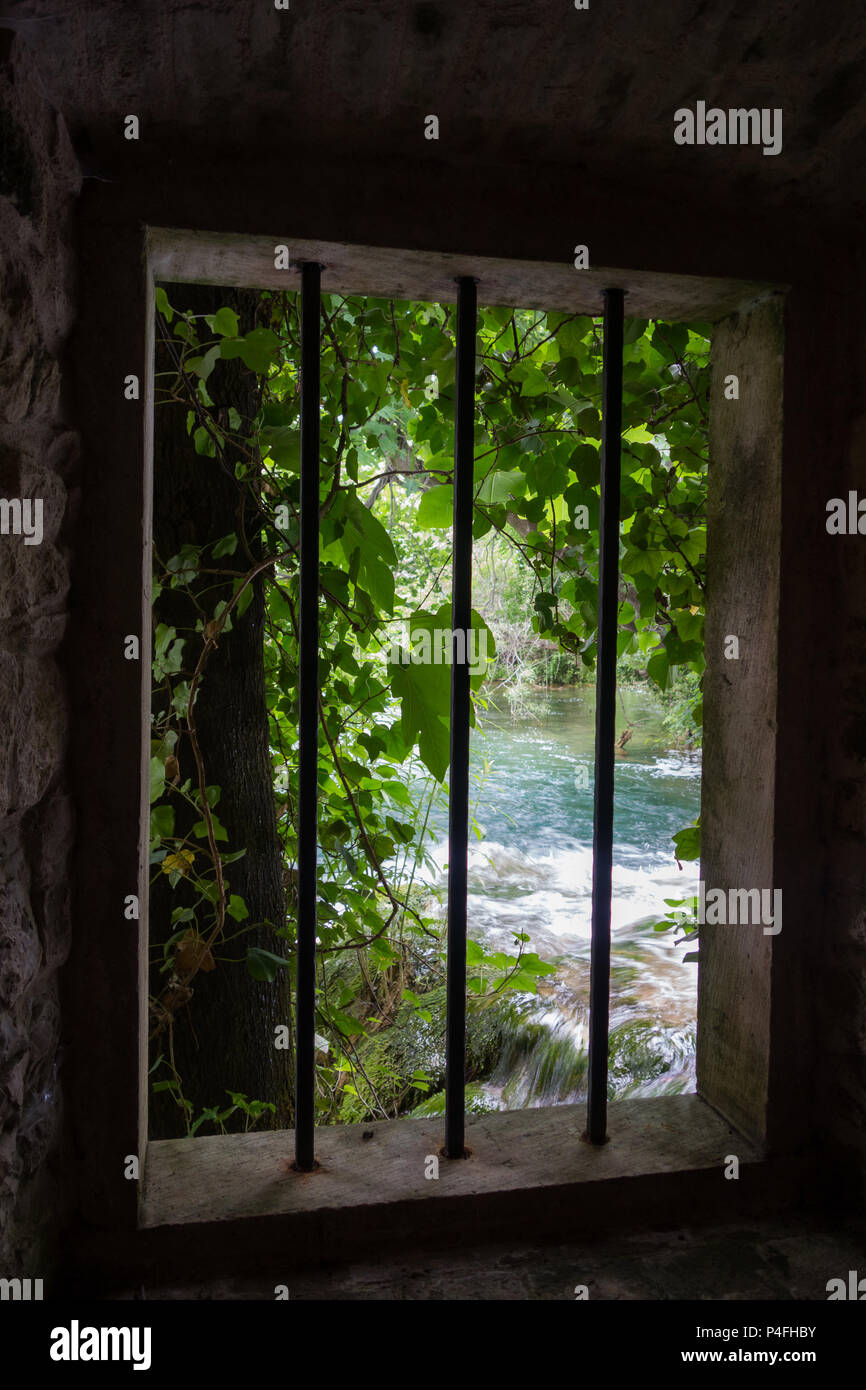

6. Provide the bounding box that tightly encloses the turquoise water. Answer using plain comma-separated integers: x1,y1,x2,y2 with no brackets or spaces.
420,685,701,1108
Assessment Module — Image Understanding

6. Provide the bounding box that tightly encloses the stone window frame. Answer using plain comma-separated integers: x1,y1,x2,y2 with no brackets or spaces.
66,225,787,1283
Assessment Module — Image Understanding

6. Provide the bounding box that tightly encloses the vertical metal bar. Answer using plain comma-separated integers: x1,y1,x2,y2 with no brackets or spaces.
294,261,322,1171
444,276,478,1159
586,287,624,1145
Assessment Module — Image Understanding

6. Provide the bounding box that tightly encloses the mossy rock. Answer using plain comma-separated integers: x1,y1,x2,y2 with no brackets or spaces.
607,1019,695,1097
409,1082,498,1117
336,984,550,1122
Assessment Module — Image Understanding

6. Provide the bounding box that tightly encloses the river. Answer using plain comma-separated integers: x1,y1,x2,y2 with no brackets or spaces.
418,684,701,1110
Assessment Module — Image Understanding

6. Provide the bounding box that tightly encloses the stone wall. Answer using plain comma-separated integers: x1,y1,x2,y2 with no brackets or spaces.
2,2,866,1289
0,30,79,1276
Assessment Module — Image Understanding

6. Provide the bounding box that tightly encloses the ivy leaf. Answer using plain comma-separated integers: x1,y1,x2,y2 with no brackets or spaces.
246,947,289,982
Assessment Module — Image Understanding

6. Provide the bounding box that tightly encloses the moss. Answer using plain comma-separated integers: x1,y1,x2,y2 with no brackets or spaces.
496,1004,588,1108
607,1019,694,1096
409,1081,497,1117
334,983,549,1122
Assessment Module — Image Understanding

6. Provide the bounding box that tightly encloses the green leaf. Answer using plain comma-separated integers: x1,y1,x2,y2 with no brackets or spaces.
515,365,549,396
191,815,229,842
220,327,280,374
623,317,649,345
416,484,453,529
672,824,701,862
154,286,174,322
358,554,395,614
570,444,599,488
554,316,592,357
233,580,255,618
389,658,451,782
212,533,238,558
165,544,200,584
171,682,191,718
475,469,522,505
647,649,670,692
337,495,398,609
189,344,221,381
150,803,175,842
260,427,301,472
205,306,240,338
149,757,165,804
246,947,288,982
193,425,216,458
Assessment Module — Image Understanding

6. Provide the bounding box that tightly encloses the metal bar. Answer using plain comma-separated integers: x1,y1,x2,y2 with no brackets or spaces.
586,287,624,1145
444,276,478,1160
294,261,322,1171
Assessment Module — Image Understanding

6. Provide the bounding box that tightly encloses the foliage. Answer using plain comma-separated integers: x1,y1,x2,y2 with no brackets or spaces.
148,286,709,1126
649,815,702,961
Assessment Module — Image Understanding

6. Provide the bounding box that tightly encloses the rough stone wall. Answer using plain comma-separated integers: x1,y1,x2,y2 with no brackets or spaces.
0,30,80,1275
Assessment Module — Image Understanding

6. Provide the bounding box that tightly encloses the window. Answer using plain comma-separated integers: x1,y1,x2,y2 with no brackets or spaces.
68,224,784,1259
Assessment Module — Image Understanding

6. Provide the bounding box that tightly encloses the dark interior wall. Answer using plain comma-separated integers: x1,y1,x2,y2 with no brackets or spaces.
0,31,80,1273
2,0,866,1276
788,255,866,1202
19,0,866,221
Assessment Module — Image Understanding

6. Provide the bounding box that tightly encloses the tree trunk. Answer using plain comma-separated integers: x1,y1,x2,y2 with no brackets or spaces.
149,284,291,1138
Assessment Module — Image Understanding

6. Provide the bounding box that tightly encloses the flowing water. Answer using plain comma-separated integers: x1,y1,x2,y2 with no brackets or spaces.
419,685,701,1111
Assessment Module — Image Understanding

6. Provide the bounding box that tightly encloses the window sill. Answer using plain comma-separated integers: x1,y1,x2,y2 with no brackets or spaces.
133,1094,783,1277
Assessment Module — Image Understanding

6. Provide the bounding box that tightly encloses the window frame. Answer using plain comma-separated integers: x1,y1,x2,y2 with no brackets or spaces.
65,220,786,1268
